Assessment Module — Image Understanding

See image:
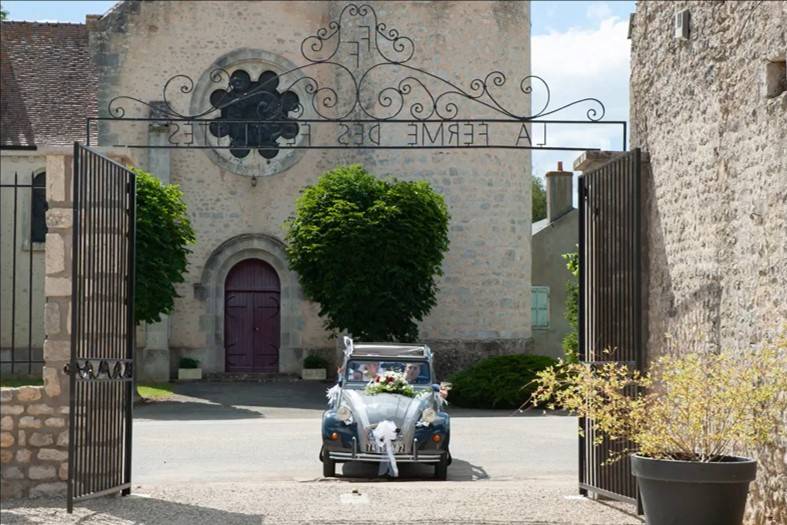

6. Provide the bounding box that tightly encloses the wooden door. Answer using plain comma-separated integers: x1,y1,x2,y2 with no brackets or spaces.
224,259,280,373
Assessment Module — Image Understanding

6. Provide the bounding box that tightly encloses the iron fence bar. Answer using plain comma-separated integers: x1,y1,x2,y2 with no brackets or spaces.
67,143,80,514
11,172,18,373
113,166,122,490
99,156,107,493
27,171,34,373
109,144,602,152
88,116,629,124
0,177,3,350
578,174,586,496
72,482,132,502
124,162,136,496
578,483,638,506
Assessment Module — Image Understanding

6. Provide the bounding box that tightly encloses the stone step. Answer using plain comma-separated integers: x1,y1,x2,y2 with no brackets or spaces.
202,372,302,383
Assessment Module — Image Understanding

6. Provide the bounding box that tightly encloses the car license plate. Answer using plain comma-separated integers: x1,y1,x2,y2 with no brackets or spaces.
366,440,405,454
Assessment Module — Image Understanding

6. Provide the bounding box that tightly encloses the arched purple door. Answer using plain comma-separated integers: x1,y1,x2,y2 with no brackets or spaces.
224,259,281,373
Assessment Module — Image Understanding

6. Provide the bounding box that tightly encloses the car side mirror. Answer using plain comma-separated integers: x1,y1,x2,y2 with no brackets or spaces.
431,384,440,392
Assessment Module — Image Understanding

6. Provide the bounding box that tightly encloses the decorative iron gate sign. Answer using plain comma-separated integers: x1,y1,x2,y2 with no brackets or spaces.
88,3,625,154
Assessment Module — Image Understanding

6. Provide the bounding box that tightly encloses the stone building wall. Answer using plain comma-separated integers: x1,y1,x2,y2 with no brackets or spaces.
630,2,786,523
90,1,533,377
1,153,74,499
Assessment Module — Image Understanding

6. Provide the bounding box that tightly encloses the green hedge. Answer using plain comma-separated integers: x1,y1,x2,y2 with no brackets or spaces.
447,354,557,409
178,357,200,369
303,354,329,369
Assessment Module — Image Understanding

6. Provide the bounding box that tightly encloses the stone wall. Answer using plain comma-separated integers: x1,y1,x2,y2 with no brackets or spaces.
0,386,69,498
1,153,73,500
630,2,786,523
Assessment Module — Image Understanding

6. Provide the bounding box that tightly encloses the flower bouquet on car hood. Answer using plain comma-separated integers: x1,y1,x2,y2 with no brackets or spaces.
365,371,416,397
529,328,787,525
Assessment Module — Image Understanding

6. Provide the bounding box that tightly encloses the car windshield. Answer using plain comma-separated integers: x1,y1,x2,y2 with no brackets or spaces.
345,359,431,385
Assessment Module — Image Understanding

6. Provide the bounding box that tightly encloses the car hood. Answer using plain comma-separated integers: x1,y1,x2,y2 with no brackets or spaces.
342,390,432,435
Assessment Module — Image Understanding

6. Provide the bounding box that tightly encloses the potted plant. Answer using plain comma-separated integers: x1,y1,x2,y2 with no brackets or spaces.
530,333,787,525
302,354,329,380
177,357,202,381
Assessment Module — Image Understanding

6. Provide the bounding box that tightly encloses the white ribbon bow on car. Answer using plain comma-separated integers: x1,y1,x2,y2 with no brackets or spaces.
371,420,400,478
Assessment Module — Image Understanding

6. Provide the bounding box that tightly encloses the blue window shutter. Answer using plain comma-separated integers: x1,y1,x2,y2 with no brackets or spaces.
532,286,550,328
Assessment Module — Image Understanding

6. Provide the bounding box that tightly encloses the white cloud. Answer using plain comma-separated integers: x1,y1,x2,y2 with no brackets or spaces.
530,15,630,185
586,2,614,22
532,17,630,81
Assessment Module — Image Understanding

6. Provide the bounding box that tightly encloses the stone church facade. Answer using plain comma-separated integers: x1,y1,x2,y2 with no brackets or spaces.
86,1,533,379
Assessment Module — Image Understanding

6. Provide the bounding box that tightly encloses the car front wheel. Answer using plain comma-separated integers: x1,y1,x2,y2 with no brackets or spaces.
435,456,448,480
323,457,336,477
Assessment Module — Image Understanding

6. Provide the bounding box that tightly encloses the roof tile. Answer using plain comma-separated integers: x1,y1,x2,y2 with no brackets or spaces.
1,21,97,147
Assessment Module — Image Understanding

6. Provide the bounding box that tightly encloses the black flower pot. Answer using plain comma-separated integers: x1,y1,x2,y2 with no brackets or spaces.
631,454,757,525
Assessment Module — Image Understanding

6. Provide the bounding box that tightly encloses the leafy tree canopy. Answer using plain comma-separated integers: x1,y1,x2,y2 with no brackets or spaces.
532,175,547,222
285,165,450,342
131,168,195,325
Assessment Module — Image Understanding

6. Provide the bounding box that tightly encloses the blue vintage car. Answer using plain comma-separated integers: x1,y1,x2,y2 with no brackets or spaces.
320,339,451,479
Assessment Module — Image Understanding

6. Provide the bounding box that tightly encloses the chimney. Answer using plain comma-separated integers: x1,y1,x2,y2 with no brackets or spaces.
545,161,573,223
85,15,101,30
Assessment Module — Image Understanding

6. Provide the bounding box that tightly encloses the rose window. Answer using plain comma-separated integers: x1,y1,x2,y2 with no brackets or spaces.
208,70,300,159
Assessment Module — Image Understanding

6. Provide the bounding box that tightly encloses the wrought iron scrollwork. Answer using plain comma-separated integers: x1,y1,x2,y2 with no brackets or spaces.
102,3,612,155
65,359,134,382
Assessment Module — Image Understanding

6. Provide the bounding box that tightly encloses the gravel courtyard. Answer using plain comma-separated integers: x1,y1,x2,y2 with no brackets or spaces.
1,382,643,524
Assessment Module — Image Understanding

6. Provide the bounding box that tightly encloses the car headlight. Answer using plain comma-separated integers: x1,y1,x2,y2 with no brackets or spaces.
420,407,437,425
337,406,353,423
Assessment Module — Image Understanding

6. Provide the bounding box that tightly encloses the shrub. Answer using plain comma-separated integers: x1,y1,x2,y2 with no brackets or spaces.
561,249,579,363
447,354,557,409
131,168,195,325
303,354,329,369
178,357,200,369
531,328,787,463
285,164,449,342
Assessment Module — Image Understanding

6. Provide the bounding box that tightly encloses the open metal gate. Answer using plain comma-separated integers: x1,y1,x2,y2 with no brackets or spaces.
67,143,136,512
577,148,643,509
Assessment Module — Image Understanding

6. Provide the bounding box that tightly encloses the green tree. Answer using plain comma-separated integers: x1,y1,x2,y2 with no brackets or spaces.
1,5,8,20
532,175,547,222
562,248,579,362
131,168,195,325
285,165,450,342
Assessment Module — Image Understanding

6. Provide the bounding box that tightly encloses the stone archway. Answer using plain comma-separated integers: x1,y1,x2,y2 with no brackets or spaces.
195,233,305,374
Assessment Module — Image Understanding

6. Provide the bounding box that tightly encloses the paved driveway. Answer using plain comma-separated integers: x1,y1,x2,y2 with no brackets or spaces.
1,382,643,524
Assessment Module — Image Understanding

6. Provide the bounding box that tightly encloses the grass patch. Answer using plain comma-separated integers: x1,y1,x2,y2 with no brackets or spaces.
137,383,175,400
0,376,44,388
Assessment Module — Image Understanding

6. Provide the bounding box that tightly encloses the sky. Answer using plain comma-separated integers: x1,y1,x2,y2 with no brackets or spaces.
3,0,635,187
